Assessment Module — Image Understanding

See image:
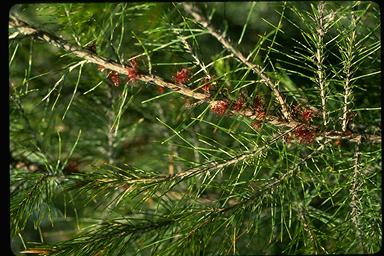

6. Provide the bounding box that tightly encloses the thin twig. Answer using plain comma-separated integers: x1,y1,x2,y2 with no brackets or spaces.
319,131,381,144
181,3,293,122
172,127,295,180
113,128,296,187
341,14,357,132
105,87,116,165
179,35,210,78
298,207,325,254
350,135,366,252
315,1,328,127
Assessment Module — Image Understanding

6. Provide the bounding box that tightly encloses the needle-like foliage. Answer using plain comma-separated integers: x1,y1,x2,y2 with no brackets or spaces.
9,2,380,255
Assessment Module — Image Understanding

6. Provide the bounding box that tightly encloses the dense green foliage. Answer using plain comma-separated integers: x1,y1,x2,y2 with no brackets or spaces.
10,2,380,255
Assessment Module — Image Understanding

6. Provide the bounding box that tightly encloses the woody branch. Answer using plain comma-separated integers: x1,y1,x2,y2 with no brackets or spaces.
9,15,380,144
9,15,208,102
181,3,293,122
8,14,292,127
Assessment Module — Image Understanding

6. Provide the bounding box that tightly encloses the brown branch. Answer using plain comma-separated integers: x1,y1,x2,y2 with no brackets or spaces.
320,131,381,144
9,15,208,102
181,3,293,122
9,15,380,144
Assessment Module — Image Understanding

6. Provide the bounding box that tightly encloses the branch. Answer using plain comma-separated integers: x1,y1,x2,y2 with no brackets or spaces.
181,3,293,122
9,15,380,143
170,127,294,181
9,15,208,102
341,13,357,132
179,34,210,78
319,131,381,144
349,135,366,252
315,1,328,127
298,207,324,253
8,14,295,127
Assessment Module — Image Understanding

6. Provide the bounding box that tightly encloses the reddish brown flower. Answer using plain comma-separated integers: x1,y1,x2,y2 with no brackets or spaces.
253,95,265,119
233,97,245,111
126,67,137,81
126,59,138,81
302,108,313,123
293,126,316,144
251,120,261,130
202,84,210,93
201,77,212,93
175,68,189,84
202,83,211,93
158,86,165,94
109,71,120,87
335,138,342,147
255,108,265,119
211,100,229,115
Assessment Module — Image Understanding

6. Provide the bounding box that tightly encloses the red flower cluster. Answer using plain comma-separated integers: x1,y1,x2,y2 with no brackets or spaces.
251,120,261,130
97,59,137,87
158,86,165,94
293,126,316,144
292,105,314,123
175,68,189,84
126,59,138,81
109,71,120,87
334,138,342,147
211,100,229,115
256,108,265,119
302,108,313,123
233,97,245,111
253,96,265,119
201,77,212,93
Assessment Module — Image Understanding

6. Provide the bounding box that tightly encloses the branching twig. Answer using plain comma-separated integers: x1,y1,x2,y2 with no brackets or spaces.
9,15,208,102
181,3,293,122
341,14,357,132
315,1,328,127
350,135,365,252
179,35,210,78
171,127,295,181
319,131,381,144
298,208,324,254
